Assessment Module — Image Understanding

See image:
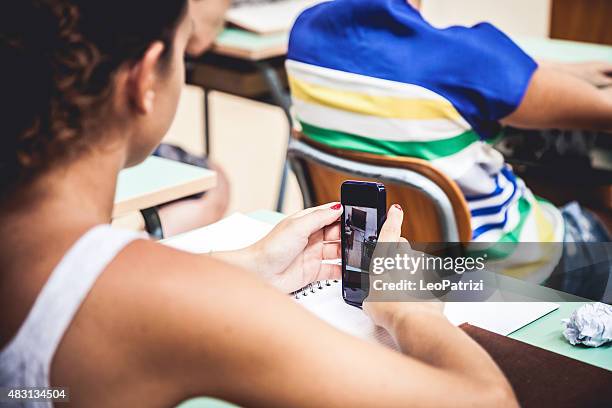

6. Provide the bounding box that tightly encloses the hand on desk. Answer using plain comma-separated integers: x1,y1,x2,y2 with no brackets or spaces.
544,61,612,88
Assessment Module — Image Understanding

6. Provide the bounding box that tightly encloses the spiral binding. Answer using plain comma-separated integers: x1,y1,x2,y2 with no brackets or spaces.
292,279,339,299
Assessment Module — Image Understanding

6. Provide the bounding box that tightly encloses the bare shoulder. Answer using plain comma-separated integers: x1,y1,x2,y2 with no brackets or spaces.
48,239,492,408
51,239,283,406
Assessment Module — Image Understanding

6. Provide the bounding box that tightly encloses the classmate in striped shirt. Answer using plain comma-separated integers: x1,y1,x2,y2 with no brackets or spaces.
286,0,612,296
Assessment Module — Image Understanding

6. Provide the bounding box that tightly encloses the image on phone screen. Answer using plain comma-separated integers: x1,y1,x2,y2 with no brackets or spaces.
343,205,379,274
341,181,386,307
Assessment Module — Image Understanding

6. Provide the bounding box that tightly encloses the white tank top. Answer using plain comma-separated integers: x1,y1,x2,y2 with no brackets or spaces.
0,225,145,407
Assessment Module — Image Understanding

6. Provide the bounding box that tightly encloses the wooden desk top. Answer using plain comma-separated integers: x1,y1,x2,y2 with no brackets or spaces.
114,156,217,218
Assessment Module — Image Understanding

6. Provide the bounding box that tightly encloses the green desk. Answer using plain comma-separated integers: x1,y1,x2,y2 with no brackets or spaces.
114,156,216,218
510,302,612,371
213,28,288,61
515,36,612,63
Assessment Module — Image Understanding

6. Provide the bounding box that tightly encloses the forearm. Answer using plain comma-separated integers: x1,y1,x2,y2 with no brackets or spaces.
208,247,258,272
538,60,612,88
208,245,283,290
390,309,511,389
503,66,612,131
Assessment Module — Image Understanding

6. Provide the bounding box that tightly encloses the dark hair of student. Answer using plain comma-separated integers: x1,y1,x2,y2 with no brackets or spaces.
0,0,188,195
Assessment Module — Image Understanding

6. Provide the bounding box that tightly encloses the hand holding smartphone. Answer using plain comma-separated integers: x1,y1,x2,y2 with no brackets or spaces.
341,181,386,308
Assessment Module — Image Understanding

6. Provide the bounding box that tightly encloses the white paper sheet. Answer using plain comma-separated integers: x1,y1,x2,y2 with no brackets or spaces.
162,213,274,253
443,301,558,336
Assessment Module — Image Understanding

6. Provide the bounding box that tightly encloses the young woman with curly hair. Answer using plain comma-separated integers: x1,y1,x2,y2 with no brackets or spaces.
0,1,516,407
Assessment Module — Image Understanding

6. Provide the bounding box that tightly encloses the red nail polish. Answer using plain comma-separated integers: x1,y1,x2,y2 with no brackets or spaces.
393,204,403,211
331,203,342,210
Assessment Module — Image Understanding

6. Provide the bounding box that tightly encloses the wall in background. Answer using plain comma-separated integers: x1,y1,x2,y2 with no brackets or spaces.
550,0,612,45
163,86,303,215
421,0,551,38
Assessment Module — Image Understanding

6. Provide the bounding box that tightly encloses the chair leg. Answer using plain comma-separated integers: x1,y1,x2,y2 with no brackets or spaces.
255,60,293,213
203,88,211,158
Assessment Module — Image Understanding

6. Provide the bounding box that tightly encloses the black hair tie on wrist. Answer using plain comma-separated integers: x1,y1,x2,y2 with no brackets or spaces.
141,206,164,240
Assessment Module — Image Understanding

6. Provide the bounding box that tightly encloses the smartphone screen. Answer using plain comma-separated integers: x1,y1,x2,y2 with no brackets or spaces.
341,181,386,308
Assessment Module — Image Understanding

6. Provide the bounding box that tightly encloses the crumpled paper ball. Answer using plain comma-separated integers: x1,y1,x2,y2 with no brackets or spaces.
562,303,612,347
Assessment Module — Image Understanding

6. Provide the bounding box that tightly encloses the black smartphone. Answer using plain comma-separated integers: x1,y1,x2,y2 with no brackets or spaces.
341,181,386,308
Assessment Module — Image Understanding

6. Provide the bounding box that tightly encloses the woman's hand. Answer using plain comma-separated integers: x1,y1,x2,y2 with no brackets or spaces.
247,203,344,293
363,204,444,332
211,203,343,293
250,203,344,293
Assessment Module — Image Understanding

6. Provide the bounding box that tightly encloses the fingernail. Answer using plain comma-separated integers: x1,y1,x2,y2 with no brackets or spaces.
393,204,402,211
330,203,342,210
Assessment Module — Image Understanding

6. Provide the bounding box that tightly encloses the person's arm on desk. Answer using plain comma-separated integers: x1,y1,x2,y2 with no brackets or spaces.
540,61,612,88
502,66,612,132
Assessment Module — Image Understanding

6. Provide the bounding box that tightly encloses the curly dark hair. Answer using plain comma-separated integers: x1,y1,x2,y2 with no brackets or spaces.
0,0,187,194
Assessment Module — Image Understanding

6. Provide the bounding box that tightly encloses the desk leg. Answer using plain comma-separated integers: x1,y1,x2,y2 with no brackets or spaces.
203,88,211,158
255,61,292,213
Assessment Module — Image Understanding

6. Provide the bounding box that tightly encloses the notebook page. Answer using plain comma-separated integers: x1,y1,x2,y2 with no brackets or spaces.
162,213,274,253
295,282,399,350
444,302,558,336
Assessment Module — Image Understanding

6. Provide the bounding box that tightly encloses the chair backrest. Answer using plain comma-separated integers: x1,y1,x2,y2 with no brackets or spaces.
287,131,472,243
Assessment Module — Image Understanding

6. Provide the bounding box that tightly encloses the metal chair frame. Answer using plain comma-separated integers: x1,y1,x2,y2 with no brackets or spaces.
287,138,461,243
